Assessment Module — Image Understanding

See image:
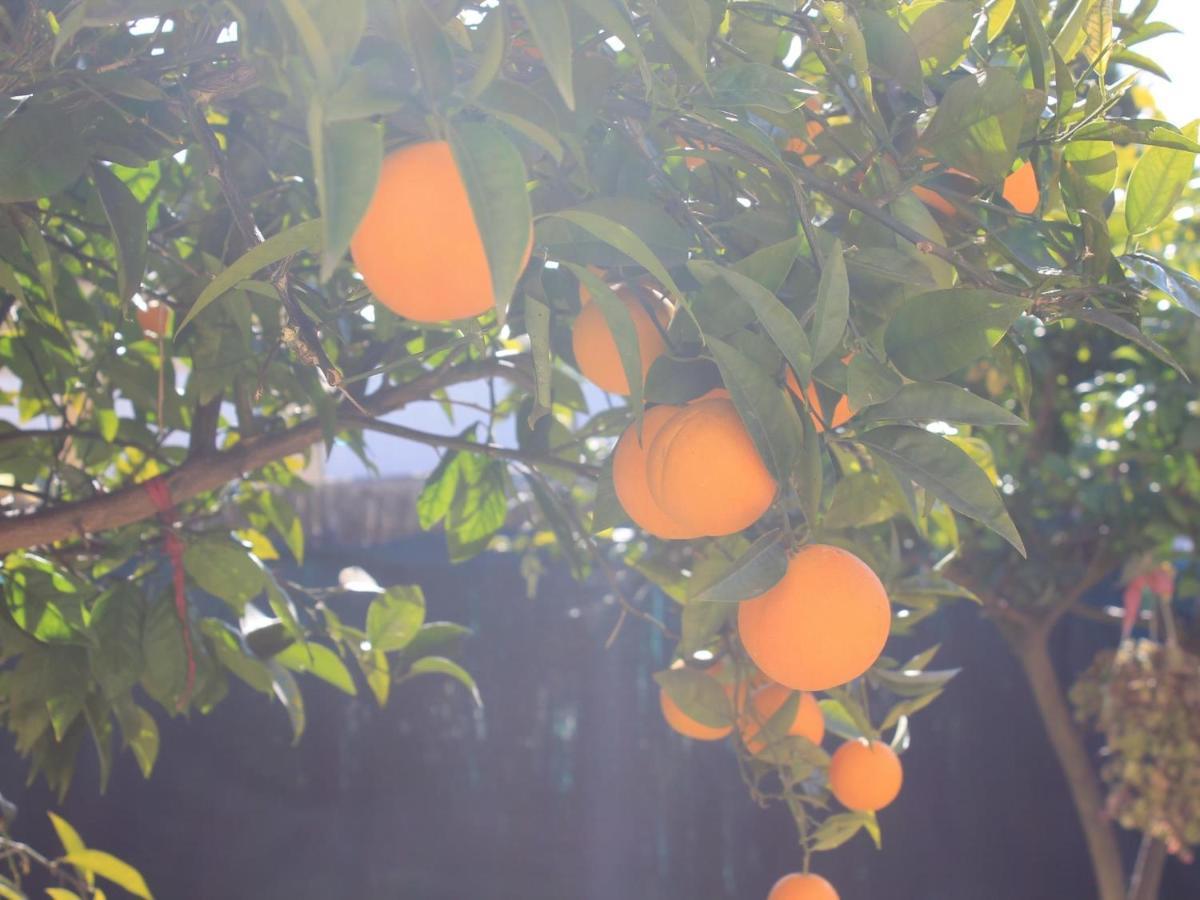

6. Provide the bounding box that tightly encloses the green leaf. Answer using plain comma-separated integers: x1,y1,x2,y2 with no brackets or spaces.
859,425,1025,554
1071,308,1187,378
861,9,924,97
923,68,1030,183
689,531,788,603
845,354,901,413
819,699,866,740
511,0,576,109
566,264,644,417
706,337,802,483
62,850,152,899
1070,118,1200,153
820,472,899,530
395,0,455,101
811,812,869,851
408,656,482,705
268,661,306,742
90,163,147,304
860,382,1026,427
467,7,507,99
690,261,812,388
706,63,816,113
182,540,265,610
450,122,533,321
0,104,91,202
677,602,732,656
113,700,159,778
366,585,427,652
525,295,553,422
870,666,961,697
885,289,1028,381
1125,120,1199,236
178,219,322,332
809,240,849,368
654,667,731,728
908,1,978,75
309,112,382,282
476,80,565,163
1123,253,1200,319
1061,140,1117,216
987,0,1017,41
548,209,683,301
647,0,711,84
275,642,356,695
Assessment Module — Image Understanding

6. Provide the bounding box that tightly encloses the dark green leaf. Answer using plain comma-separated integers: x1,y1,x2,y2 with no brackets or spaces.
809,239,849,368
859,382,1026,427
654,667,731,728
450,123,533,321
923,68,1030,183
859,425,1025,554
511,0,576,109
90,164,147,304
689,531,787,603
885,289,1028,381
861,9,923,97
908,1,978,75
309,114,382,281
408,656,482,705
0,104,91,202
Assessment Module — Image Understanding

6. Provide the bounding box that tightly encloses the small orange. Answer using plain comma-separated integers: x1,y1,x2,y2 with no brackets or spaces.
911,184,958,219
612,405,696,539
737,544,891,691
785,369,853,432
351,141,532,323
645,397,776,537
137,300,171,337
738,684,824,754
675,136,711,171
768,872,840,900
829,738,903,811
571,286,669,395
1002,160,1039,215
659,687,732,741
786,120,826,167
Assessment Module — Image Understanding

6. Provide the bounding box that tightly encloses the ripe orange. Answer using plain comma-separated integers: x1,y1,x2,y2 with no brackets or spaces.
768,872,840,900
351,141,531,323
738,684,824,754
137,300,170,337
571,286,668,395
785,369,853,432
1002,160,1039,214
829,738,903,811
675,136,711,171
612,405,697,539
737,544,891,691
911,184,957,219
645,397,776,537
659,686,732,741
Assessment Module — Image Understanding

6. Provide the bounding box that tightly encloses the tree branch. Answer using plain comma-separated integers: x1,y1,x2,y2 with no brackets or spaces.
351,418,601,479
0,358,528,554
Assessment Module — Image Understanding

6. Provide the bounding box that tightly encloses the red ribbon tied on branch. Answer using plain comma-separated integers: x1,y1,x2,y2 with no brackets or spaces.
1121,561,1176,639
143,476,196,712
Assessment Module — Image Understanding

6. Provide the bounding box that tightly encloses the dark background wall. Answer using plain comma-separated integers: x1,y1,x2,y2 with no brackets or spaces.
5,531,1199,899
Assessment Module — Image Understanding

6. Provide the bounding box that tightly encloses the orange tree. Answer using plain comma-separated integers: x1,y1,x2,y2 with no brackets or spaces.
0,0,1196,895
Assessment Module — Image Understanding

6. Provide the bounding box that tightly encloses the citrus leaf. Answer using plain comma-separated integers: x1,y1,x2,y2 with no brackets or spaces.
689,530,787,603
274,642,357,695
450,122,533,321
859,382,1026,427
923,68,1029,183
366,585,426,652
90,163,147,304
62,851,152,900
1125,119,1199,236
408,656,482,706
690,261,812,387
511,0,576,109
549,209,683,301
809,239,849,368
885,288,1027,381
859,425,1025,555
654,667,731,728
178,219,322,332
565,263,644,419
309,111,381,282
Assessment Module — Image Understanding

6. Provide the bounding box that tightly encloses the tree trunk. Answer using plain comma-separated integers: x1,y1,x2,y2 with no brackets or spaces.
1127,834,1167,900
1015,632,1127,900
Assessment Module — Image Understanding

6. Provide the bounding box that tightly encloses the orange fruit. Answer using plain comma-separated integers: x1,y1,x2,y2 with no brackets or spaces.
738,684,824,754
785,369,853,432
675,136,710,171
829,738,903,811
351,141,531,323
571,286,669,395
659,687,732,741
911,184,958,219
785,119,825,166
737,544,891,691
137,300,171,337
645,397,776,537
1002,160,1039,215
612,405,697,539
768,872,840,900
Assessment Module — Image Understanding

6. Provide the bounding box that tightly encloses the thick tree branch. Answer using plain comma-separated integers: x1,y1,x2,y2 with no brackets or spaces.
1015,629,1126,900
0,358,528,554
